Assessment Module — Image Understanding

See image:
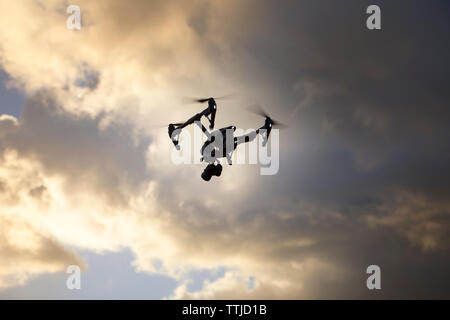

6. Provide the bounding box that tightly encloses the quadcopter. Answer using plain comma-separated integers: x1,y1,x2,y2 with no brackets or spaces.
168,97,285,181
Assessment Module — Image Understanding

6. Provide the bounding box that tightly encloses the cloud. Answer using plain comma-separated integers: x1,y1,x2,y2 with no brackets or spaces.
0,152,86,289
366,190,450,251
2,91,151,206
0,114,18,137
0,92,351,297
0,0,449,298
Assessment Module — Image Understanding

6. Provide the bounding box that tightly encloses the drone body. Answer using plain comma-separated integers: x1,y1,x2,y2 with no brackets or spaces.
168,97,284,181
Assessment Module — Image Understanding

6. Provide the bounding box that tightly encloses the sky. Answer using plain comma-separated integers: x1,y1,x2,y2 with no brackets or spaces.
0,0,449,299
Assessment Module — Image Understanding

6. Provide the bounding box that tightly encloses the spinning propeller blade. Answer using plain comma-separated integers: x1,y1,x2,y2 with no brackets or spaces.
270,119,289,129
247,104,269,118
213,94,234,100
151,122,184,128
183,94,234,104
247,104,289,129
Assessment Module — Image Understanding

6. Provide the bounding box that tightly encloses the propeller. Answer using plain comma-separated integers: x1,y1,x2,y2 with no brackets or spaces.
183,94,234,104
151,122,184,128
247,104,289,129
248,104,269,118
269,118,289,129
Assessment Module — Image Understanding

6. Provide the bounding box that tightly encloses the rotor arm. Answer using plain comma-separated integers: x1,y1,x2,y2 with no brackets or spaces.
194,120,212,140
234,130,258,146
177,112,202,129
226,149,236,165
209,108,217,129
168,124,182,150
169,111,211,150
258,125,271,147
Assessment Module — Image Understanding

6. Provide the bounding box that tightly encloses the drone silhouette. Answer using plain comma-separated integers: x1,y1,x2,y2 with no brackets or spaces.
168,97,286,181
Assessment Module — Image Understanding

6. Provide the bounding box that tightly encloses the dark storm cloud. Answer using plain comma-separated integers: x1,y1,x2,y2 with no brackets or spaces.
163,0,450,297
194,0,450,204
74,67,100,91
1,91,151,206
0,0,449,298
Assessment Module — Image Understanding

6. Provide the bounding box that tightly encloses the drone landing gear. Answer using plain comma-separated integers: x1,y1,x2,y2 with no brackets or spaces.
201,163,223,181
168,124,181,150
